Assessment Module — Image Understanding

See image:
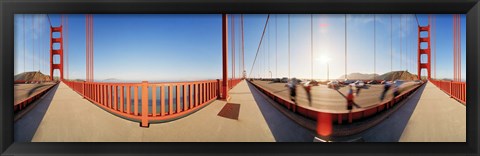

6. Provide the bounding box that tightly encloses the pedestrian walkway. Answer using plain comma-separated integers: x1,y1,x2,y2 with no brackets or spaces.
359,81,466,142
398,81,466,142
16,80,313,142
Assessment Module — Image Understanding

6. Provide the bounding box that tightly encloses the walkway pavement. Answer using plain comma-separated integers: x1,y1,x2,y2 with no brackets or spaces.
16,80,313,142
398,81,466,142
359,81,466,142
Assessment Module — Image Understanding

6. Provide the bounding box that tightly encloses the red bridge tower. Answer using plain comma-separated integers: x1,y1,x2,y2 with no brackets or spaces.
417,25,431,80
50,25,64,81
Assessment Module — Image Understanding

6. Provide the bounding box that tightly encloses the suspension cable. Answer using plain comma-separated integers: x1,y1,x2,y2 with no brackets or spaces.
23,15,26,73
345,14,347,80
373,14,376,80
248,14,270,78
288,14,290,79
311,14,314,80
275,14,278,78
33,16,35,71
390,14,393,73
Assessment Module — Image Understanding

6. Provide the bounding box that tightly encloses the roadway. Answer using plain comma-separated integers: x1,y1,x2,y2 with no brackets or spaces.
250,80,420,112
14,82,57,105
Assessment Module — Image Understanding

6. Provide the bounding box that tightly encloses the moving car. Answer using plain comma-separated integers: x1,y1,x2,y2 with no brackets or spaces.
272,78,281,83
281,77,289,83
327,80,340,89
367,80,380,84
354,80,365,88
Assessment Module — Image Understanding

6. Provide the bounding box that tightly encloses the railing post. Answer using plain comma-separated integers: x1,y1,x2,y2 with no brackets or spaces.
140,81,150,128
82,81,86,98
315,112,332,142
449,81,453,98
217,79,221,99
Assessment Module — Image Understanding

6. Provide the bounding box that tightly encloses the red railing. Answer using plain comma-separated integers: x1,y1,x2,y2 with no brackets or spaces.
14,82,58,112
63,78,243,127
429,79,466,104
229,78,242,89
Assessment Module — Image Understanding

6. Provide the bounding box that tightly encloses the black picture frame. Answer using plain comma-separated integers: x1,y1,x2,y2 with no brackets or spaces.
1,0,478,155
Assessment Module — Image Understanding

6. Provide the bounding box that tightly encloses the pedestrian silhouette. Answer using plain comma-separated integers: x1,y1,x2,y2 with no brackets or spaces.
287,78,298,112
380,81,392,101
347,84,354,110
303,81,312,106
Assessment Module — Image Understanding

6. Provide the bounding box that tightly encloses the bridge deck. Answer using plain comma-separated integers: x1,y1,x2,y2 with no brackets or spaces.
16,80,314,142
15,80,465,142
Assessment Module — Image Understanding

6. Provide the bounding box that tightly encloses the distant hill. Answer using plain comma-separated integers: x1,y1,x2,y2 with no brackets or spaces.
15,71,50,82
101,78,123,82
336,71,419,81
338,73,380,80
377,71,419,81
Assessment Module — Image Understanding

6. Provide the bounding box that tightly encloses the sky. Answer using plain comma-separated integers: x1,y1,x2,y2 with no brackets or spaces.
14,14,466,82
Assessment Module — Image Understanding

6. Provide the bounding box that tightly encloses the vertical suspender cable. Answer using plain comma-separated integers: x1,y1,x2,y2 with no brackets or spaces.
267,15,271,78
373,15,376,80
33,16,35,71
459,15,461,81
400,15,402,71
288,14,290,79
454,14,456,81
232,15,235,79
241,14,245,78
311,14,314,80
345,14,347,80
276,15,279,78
23,15,26,73
391,14,393,73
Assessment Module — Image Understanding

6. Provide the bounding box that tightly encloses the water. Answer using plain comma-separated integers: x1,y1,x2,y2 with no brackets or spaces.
91,84,216,115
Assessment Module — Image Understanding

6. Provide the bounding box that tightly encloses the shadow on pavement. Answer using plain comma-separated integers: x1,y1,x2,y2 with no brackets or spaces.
246,82,314,142
14,84,59,142
358,83,426,142
27,84,51,97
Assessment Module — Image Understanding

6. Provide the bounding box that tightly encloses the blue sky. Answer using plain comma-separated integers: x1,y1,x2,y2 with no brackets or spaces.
14,14,466,82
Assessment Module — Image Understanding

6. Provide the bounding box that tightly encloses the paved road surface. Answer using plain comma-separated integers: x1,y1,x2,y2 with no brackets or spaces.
14,82,56,104
251,80,419,111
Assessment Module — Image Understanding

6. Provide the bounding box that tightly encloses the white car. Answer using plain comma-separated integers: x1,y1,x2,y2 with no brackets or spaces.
354,80,365,88
327,80,340,89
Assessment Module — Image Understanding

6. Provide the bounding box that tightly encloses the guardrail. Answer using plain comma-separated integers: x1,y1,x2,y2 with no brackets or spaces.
248,80,424,136
63,78,243,127
429,79,466,104
14,82,58,112
14,80,55,84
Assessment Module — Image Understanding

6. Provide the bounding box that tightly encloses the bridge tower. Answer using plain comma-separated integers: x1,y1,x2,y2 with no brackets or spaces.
417,25,431,80
50,25,64,81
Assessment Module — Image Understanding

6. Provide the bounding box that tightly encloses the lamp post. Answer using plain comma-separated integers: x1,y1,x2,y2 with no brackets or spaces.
327,63,330,81
317,55,331,82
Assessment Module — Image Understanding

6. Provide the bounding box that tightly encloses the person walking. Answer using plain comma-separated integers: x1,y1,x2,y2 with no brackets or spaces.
380,81,392,101
287,78,298,112
303,81,312,106
347,84,354,110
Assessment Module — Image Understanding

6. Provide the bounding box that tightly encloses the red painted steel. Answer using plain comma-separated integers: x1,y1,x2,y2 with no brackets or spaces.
222,14,229,100
430,79,466,104
63,80,226,127
418,24,431,80
15,83,58,112
50,24,64,81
